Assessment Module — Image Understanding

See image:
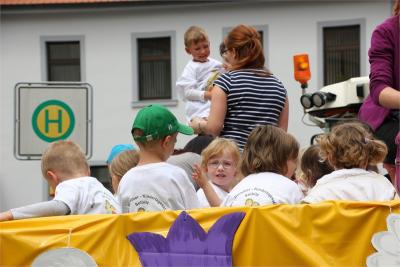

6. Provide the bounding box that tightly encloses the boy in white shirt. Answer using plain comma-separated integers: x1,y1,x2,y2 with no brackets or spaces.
176,25,223,122
0,141,120,221
117,104,200,212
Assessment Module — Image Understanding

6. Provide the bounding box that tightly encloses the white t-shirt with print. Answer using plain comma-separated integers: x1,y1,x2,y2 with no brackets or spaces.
303,168,397,203
221,172,304,207
54,176,120,215
197,183,229,208
118,162,200,212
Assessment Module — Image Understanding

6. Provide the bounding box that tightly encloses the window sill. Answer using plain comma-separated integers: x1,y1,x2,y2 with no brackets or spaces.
131,99,179,108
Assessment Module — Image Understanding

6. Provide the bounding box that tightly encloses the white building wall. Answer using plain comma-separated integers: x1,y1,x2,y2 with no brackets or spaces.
0,1,392,211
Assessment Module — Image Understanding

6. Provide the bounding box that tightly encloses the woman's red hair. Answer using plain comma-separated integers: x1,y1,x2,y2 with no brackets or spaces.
225,24,267,71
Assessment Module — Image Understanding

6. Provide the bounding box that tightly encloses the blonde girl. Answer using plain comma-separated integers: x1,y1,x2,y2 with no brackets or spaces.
109,150,139,194
192,138,241,207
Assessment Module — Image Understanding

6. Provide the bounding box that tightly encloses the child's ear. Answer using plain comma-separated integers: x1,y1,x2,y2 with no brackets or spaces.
46,170,60,190
161,135,171,148
185,47,191,54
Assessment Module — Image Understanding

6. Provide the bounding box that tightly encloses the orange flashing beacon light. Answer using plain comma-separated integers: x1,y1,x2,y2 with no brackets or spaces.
294,54,311,89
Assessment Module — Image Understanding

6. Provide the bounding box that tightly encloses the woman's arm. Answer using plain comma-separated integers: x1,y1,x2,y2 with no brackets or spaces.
190,86,227,136
379,87,400,109
277,97,289,131
205,86,227,135
369,23,399,108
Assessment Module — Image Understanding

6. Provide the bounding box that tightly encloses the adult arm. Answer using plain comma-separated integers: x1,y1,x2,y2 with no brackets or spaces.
2,200,71,221
191,86,226,135
369,22,400,108
277,96,289,131
379,87,400,109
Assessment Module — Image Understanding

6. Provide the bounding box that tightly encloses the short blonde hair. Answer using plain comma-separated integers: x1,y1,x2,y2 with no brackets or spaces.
200,138,241,169
318,122,387,169
184,26,209,47
241,125,299,177
41,140,89,178
109,150,140,180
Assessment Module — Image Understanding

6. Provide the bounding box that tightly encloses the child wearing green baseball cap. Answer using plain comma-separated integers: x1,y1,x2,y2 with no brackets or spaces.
117,104,200,212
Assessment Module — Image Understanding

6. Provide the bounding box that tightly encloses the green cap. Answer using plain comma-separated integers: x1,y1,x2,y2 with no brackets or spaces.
132,104,194,142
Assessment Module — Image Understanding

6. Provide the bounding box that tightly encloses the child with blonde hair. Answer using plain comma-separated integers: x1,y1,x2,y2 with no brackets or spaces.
221,125,304,207
0,141,120,221
109,149,139,194
118,104,200,212
303,122,397,203
192,138,241,207
176,25,223,122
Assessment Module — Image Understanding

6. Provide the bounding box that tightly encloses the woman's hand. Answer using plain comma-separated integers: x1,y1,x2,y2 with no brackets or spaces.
189,117,207,134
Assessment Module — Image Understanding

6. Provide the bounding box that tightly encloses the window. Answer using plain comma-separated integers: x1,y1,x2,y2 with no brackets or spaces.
258,30,264,47
41,36,85,82
131,31,177,107
323,25,360,85
318,19,366,87
47,42,81,81
138,37,171,100
90,164,113,193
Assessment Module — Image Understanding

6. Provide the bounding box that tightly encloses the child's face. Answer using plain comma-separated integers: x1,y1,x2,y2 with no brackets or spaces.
206,151,237,192
186,40,210,63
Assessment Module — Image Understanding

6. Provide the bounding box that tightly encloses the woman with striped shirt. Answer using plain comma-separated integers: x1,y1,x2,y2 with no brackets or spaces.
190,24,289,150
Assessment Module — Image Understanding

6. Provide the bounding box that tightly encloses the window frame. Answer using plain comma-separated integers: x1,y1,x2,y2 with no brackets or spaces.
131,31,177,108
40,36,85,82
317,19,366,88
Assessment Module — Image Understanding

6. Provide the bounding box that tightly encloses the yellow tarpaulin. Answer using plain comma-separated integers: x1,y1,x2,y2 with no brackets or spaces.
1,200,399,266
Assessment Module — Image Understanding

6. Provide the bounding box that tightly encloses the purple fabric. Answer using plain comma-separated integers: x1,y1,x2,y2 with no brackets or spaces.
127,211,245,267
358,15,399,131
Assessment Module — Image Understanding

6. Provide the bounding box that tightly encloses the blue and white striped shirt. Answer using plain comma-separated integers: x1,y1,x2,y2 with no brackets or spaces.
214,69,287,149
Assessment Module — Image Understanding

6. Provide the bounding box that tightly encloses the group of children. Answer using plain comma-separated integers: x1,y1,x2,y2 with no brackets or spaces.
0,24,398,221
0,106,397,221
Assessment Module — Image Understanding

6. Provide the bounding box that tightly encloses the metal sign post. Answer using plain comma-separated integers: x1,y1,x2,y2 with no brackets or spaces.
14,82,93,160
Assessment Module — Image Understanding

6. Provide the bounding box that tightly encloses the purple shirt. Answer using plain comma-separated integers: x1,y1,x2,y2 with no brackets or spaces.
358,15,400,130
